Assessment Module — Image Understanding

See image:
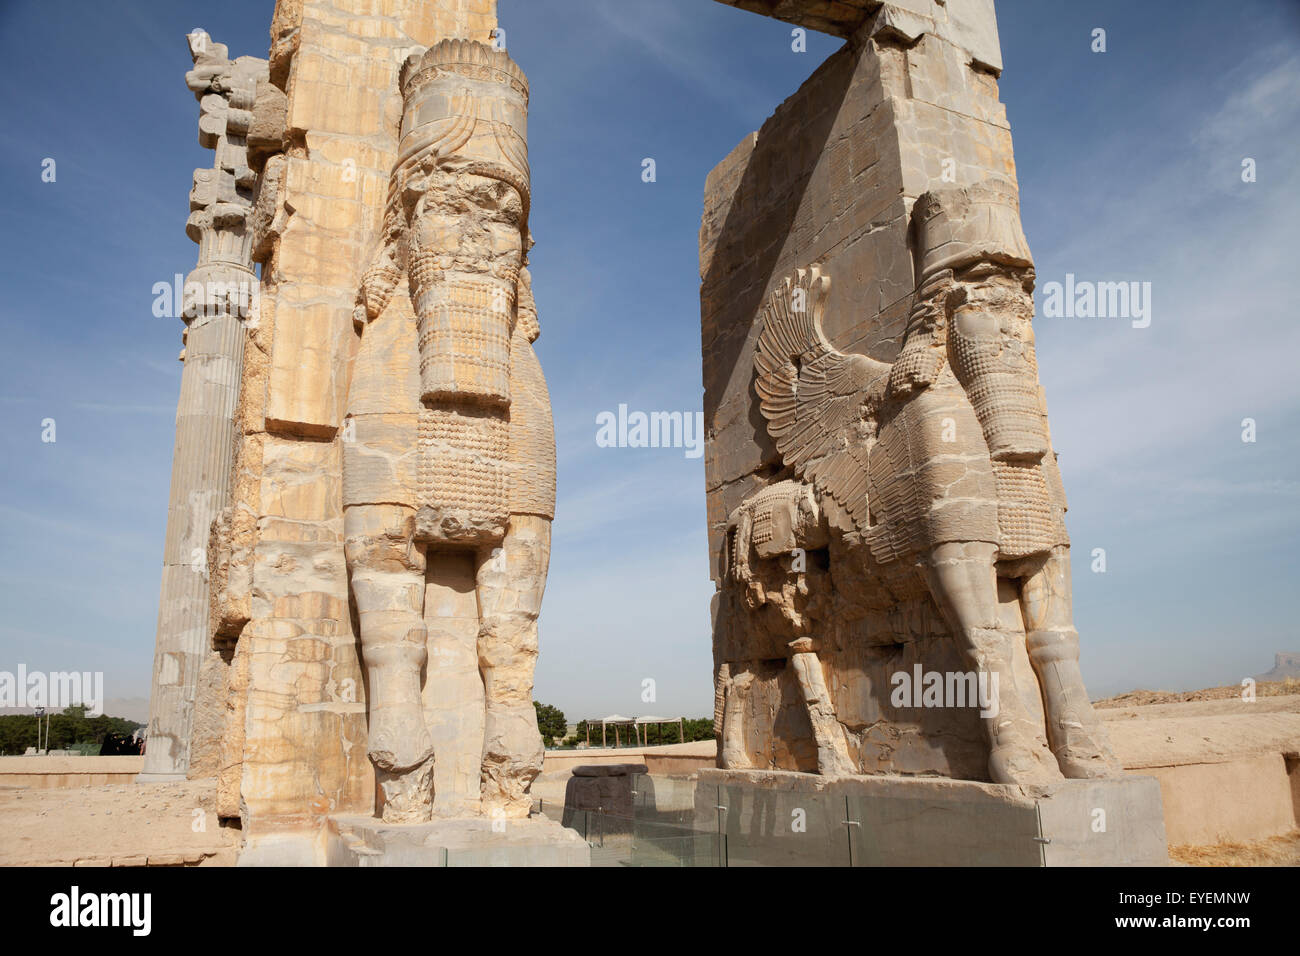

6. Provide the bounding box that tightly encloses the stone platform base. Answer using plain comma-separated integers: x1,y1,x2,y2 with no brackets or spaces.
694,769,1168,866
324,814,591,867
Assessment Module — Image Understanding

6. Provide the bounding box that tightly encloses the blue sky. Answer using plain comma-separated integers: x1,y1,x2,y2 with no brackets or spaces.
0,0,1297,723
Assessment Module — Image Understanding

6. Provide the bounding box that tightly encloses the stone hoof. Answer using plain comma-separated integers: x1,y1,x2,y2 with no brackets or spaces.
1053,716,1123,779
1055,751,1121,779
377,755,436,824
368,725,435,774
988,740,1064,786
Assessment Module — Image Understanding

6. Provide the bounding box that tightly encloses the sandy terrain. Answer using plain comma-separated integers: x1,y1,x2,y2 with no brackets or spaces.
0,777,238,867
1171,830,1300,867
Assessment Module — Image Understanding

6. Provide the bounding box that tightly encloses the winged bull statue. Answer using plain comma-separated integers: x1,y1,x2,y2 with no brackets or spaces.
717,178,1121,787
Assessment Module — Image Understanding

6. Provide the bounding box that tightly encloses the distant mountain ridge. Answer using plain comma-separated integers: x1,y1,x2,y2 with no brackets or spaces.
1257,652,1300,682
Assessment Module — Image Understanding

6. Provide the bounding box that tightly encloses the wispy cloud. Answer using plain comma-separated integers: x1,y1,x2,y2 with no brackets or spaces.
589,2,780,118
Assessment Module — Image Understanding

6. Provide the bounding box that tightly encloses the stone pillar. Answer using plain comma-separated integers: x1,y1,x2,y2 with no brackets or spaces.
222,1,504,863
139,32,264,781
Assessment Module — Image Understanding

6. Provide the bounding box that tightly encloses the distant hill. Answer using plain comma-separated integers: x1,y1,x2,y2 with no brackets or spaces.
1257,652,1300,682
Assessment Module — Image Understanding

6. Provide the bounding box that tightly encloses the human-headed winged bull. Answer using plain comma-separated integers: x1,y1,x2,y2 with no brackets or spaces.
716,179,1120,786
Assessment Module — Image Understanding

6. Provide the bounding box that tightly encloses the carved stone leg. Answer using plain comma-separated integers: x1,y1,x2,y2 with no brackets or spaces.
925,541,1062,785
789,645,856,776
1020,546,1122,778
422,551,486,817
712,655,728,743
475,515,549,818
344,503,435,822
718,665,754,770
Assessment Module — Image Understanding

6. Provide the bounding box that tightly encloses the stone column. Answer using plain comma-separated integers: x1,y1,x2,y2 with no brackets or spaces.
139,32,264,781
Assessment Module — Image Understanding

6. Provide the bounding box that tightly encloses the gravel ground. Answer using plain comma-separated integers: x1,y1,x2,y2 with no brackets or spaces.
0,777,237,867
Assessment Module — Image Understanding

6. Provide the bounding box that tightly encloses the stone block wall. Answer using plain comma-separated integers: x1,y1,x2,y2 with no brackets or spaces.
701,1,1027,777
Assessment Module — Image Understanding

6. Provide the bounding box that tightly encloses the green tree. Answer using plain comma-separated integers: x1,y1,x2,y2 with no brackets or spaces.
0,708,142,756
571,717,716,747
533,701,567,746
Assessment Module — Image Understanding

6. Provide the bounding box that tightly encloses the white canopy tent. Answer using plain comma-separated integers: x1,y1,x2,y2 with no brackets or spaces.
582,714,687,748
635,715,685,747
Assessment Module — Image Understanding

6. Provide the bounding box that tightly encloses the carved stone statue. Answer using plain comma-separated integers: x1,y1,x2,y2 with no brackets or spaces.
717,179,1121,786
344,39,555,822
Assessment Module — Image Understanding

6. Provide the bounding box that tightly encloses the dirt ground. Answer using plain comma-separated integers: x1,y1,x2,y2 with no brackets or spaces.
0,778,238,867
1096,679,1299,708
6,777,1295,866
1171,830,1300,867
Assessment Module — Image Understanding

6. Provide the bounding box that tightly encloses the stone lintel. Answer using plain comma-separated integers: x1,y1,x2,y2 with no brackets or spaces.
712,0,1003,74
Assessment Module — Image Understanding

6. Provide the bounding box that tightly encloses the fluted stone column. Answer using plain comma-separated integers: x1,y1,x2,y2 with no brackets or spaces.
142,313,246,779
140,31,265,781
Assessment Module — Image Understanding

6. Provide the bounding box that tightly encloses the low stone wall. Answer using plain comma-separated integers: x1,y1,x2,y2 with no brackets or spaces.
1102,697,1300,847
546,707,1300,852
692,769,1169,866
0,775,237,866
0,756,144,790
541,741,716,776
643,752,718,775
1141,754,1296,846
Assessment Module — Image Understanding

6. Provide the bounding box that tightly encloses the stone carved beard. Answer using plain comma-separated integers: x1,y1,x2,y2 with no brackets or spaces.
947,265,1064,562
405,169,525,408
944,266,1050,465
888,261,1063,563
403,169,527,548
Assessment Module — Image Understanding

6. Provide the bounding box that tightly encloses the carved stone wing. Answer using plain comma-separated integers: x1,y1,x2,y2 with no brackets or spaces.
754,267,888,532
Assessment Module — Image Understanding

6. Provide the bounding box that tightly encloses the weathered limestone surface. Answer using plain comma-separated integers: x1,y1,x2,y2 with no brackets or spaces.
141,32,266,782
209,1,503,849
344,36,555,824
1102,702,1300,846
145,0,566,863
702,1,1121,787
322,814,590,867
